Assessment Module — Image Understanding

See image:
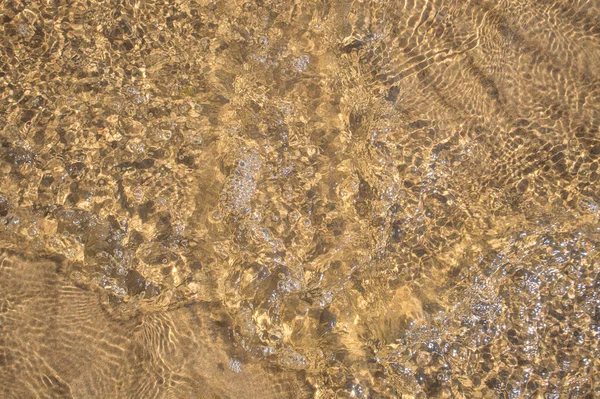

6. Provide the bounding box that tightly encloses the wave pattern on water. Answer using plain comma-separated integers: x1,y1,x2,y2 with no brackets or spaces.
1,0,600,398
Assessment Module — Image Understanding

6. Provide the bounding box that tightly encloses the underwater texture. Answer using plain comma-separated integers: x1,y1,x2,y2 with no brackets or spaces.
1,0,600,398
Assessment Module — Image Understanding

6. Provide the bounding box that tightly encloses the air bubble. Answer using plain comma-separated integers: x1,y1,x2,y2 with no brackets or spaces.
228,359,242,373
293,55,309,72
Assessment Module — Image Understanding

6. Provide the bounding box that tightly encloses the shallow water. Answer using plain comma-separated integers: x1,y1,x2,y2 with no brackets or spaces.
1,0,599,398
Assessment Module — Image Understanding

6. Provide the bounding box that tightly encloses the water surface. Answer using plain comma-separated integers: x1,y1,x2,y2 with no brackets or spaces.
1,0,599,397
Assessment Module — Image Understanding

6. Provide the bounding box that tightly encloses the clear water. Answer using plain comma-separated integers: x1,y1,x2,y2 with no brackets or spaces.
1,0,599,398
